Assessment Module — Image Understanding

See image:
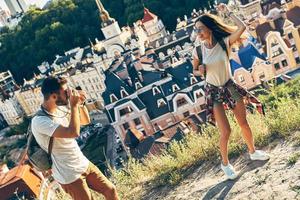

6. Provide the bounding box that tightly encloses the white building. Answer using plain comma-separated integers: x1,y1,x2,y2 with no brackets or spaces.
65,62,106,109
0,7,10,26
92,0,149,59
141,8,168,43
0,70,18,100
4,0,28,16
0,96,23,125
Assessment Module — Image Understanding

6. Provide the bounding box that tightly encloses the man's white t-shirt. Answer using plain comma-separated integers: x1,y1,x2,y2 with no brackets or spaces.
31,107,89,184
193,37,232,87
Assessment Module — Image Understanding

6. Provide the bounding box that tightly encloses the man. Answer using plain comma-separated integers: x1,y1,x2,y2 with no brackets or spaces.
31,76,119,200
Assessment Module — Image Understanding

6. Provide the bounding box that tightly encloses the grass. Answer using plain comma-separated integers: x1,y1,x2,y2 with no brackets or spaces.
287,153,300,166
290,185,300,195
291,132,300,147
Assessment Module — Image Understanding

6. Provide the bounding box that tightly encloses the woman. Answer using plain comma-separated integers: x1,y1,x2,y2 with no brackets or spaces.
192,4,269,180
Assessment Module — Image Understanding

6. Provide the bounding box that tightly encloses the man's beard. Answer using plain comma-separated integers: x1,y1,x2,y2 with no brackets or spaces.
55,95,68,106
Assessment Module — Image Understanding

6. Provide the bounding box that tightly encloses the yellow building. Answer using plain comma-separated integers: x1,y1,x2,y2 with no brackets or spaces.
15,78,44,117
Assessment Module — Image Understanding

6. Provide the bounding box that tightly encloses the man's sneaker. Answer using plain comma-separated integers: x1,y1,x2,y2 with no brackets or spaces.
250,150,270,161
221,163,238,180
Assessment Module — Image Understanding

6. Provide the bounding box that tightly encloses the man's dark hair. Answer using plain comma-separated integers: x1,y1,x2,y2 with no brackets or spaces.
41,76,67,100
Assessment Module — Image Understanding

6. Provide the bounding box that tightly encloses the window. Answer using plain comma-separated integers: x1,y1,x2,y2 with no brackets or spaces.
176,98,188,107
110,94,118,103
272,48,283,57
288,33,293,39
238,75,245,82
172,84,180,92
183,111,190,118
152,86,161,95
200,104,206,110
258,73,266,80
141,130,147,136
271,41,278,47
274,63,280,70
119,107,133,116
281,60,288,67
292,45,297,52
135,82,143,90
121,89,128,98
190,76,198,85
195,90,203,99
134,118,141,126
123,122,130,130
157,99,166,107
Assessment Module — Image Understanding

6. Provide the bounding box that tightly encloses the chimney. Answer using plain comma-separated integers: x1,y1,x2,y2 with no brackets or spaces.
280,10,287,19
269,18,276,30
127,77,133,86
138,71,143,82
133,59,143,71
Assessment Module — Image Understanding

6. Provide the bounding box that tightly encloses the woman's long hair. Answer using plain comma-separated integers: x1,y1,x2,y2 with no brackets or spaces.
197,14,240,56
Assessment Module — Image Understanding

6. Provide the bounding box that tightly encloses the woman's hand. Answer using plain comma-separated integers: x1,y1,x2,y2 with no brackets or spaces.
193,65,206,77
217,3,230,14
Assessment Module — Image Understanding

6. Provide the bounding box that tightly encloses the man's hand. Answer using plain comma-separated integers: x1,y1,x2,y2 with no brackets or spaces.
78,90,87,106
68,89,81,107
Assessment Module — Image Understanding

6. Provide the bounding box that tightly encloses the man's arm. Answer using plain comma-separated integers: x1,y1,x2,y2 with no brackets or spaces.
52,90,81,138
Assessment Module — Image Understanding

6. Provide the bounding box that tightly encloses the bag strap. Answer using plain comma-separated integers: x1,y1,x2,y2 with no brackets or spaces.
196,45,206,78
34,108,55,156
196,45,203,63
48,137,54,155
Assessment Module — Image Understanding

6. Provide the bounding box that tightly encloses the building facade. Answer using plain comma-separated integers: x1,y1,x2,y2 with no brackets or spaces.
4,0,28,16
0,96,23,125
14,83,43,117
0,70,18,100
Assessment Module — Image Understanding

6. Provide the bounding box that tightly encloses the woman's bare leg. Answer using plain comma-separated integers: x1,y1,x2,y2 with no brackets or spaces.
232,99,255,153
213,103,231,165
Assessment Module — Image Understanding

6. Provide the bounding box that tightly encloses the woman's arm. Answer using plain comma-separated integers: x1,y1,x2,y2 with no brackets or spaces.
218,4,246,46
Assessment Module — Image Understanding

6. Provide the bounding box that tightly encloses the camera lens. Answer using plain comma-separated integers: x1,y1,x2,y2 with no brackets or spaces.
75,86,82,90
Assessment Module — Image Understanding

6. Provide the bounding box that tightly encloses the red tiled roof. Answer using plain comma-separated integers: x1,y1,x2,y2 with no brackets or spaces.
256,22,273,44
286,6,300,27
142,8,157,23
0,165,42,199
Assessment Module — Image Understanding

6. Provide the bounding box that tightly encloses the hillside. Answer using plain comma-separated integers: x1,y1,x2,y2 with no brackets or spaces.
142,132,300,200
